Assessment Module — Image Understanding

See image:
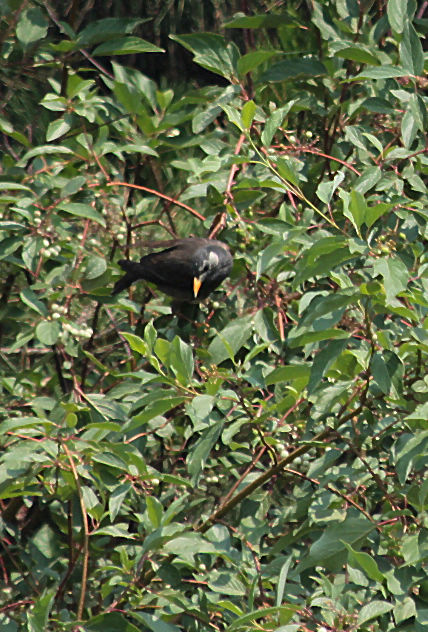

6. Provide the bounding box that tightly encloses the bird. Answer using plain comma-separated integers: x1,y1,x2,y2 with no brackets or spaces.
112,237,233,301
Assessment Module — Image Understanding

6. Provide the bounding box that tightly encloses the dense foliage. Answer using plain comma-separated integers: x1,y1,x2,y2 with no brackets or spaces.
0,1,427,631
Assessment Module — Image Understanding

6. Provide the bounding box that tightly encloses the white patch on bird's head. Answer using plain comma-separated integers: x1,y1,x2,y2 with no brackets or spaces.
207,251,219,268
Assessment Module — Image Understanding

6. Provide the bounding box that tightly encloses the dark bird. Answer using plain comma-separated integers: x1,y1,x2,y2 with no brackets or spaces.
112,238,233,301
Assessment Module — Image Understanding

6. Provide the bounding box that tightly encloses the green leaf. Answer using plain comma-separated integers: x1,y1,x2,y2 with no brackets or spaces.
85,612,141,632
35,321,60,346
19,145,74,164
373,257,409,303
61,175,86,196
193,105,222,133
163,532,215,560
128,392,186,430
66,76,95,99
260,58,326,82
85,393,127,422
40,94,67,112
21,236,43,272
265,365,310,385
400,22,424,76
261,102,296,147
344,125,367,150
114,82,145,115
393,431,428,484
208,570,246,595
362,97,396,114
225,14,297,28
316,171,345,204
352,66,409,80
57,202,106,227
6,331,34,353
335,46,379,65
370,351,404,395
343,542,386,583
144,320,157,352
121,332,147,356
0,116,14,134
297,516,375,572
77,17,147,45
354,166,382,194
387,0,410,32
146,495,163,528
357,600,393,626
187,421,223,483
401,108,418,148
308,339,348,394
154,338,170,366
393,597,417,625
108,483,131,522
344,190,366,235
0,182,33,192
168,336,194,385
365,202,393,228
276,557,293,607
288,328,349,349
185,394,215,428
0,235,21,260
409,93,427,132
1,416,54,433
20,288,48,317
401,533,421,564
405,401,428,422
131,612,182,632
221,104,244,131
208,315,253,364
228,606,297,630
238,50,279,76
293,241,355,288
170,33,239,79
241,100,256,129
300,291,358,327
46,116,72,142
256,240,290,280
93,37,164,56
84,255,107,279
113,142,159,157
93,524,136,539
276,157,300,187
27,589,55,632
81,485,100,512
16,7,48,46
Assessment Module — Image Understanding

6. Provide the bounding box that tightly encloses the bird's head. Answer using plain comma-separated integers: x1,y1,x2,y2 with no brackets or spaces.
193,243,232,298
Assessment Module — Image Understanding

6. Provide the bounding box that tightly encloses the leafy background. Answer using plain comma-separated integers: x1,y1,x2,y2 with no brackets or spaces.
0,1,427,631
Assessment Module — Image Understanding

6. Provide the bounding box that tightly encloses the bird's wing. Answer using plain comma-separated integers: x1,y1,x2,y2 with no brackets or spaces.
138,244,196,288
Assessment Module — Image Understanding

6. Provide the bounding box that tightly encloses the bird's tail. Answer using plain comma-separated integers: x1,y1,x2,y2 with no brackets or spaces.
112,260,143,295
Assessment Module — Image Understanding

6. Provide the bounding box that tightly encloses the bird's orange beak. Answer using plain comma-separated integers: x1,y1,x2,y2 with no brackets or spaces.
193,277,202,298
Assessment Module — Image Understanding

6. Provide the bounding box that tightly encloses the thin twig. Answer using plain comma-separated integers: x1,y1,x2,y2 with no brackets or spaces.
107,182,206,221
283,467,377,525
61,442,89,624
